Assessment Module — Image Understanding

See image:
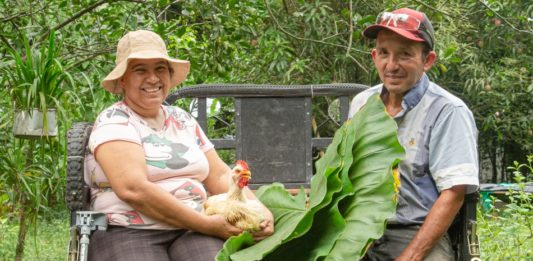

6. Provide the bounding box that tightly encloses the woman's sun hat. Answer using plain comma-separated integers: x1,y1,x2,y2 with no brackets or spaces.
102,30,190,93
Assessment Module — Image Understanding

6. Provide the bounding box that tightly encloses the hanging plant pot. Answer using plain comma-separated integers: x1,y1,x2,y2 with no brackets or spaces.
13,109,58,138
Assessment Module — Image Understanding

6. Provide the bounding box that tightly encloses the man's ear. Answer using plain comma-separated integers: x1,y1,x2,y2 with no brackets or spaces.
423,51,437,72
371,48,378,63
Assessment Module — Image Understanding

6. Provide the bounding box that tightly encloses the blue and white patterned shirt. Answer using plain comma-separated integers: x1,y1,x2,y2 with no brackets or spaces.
348,74,479,224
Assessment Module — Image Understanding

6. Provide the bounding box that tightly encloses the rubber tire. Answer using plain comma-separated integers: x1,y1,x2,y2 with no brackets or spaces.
66,122,93,212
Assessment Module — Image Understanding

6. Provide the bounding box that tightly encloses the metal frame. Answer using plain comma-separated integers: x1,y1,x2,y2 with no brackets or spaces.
165,83,368,189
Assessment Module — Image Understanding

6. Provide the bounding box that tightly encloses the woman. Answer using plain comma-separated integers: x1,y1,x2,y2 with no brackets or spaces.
85,30,274,261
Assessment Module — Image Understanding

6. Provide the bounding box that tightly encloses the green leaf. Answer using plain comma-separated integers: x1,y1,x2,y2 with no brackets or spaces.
261,204,346,261
326,94,404,259
219,94,404,260
449,57,462,63
357,15,376,26
438,63,448,73
444,46,456,58
216,232,254,261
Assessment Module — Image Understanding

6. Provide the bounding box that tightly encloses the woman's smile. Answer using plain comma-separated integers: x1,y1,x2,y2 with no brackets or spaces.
141,86,163,93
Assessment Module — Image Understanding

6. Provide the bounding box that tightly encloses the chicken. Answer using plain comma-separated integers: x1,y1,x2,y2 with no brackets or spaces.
203,160,265,232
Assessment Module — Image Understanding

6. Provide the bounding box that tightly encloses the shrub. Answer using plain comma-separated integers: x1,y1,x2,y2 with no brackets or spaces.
478,155,533,259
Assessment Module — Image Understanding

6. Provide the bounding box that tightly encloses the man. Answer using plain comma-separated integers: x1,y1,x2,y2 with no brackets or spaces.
348,8,479,261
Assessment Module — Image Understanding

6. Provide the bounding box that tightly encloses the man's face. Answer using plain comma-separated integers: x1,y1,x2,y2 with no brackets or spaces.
372,30,436,95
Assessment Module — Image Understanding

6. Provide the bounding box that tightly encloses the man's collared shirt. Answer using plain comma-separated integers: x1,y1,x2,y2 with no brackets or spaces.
348,74,479,224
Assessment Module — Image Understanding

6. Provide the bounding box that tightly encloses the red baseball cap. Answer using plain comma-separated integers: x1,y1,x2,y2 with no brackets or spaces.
363,8,435,50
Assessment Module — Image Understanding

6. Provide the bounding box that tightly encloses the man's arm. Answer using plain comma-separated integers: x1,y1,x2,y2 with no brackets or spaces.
396,185,466,261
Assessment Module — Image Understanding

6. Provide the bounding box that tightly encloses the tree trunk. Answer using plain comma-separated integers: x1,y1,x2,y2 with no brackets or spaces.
500,148,506,182
15,140,34,260
15,205,28,261
489,142,498,183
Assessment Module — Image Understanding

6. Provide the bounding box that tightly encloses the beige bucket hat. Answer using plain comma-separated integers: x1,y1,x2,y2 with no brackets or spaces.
102,30,190,93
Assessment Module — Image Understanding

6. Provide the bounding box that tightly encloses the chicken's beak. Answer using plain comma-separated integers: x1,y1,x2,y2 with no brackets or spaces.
237,170,251,188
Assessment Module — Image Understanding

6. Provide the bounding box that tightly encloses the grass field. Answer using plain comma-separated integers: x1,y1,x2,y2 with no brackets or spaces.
0,210,69,261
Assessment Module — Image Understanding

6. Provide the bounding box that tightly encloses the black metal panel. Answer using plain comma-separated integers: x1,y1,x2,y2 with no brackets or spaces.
312,138,334,150
197,98,208,131
248,182,309,190
163,84,370,189
339,96,350,122
211,139,236,149
236,97,312,187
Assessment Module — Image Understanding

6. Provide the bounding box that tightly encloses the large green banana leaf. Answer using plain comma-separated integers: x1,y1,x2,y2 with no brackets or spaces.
217,93,404,261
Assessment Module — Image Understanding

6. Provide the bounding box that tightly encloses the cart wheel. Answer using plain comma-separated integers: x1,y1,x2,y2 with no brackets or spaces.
66,122,93,213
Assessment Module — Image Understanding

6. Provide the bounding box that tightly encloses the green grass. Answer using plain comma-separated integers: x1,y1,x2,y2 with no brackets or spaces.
477,161,533,260
478,198,533,260
0,211,69,261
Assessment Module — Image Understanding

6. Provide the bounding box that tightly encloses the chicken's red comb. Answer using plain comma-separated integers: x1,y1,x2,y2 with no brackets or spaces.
235,160,249,170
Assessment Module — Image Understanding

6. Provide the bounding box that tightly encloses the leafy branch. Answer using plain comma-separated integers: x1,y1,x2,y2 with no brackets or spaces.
412,0,468,20
157,0,183,19
65,47,115,70
38,0,148,43
476,0,533,35
344,0,369,74
345,0,354,56
38,0,107,42
263,0,368,54
0,11,30,23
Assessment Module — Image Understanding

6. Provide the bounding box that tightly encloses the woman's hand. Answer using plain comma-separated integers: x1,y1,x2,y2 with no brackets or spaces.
252,206,274,241
202,214,243,240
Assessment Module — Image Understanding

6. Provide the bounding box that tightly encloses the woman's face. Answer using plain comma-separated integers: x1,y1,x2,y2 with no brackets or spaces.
120,58,172,116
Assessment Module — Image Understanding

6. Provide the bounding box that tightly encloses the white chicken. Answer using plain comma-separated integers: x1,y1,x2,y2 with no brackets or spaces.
203,160,265,231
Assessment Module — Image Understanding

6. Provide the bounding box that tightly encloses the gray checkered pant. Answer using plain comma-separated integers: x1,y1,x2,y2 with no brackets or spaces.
88,226,224,261
362,225,454,261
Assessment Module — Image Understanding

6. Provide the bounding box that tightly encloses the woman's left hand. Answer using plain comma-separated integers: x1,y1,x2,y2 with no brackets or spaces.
252,207,274,241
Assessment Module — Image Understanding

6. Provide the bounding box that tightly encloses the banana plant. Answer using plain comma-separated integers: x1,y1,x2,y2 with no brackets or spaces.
217,93,405,260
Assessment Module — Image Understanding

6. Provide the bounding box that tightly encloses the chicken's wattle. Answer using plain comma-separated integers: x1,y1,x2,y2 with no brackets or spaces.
238,177,249,188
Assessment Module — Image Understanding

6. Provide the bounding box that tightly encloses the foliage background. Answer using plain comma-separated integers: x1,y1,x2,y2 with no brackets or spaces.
0,0,531,259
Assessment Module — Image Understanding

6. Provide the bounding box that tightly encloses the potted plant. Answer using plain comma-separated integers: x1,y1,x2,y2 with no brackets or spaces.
3,31,73,138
